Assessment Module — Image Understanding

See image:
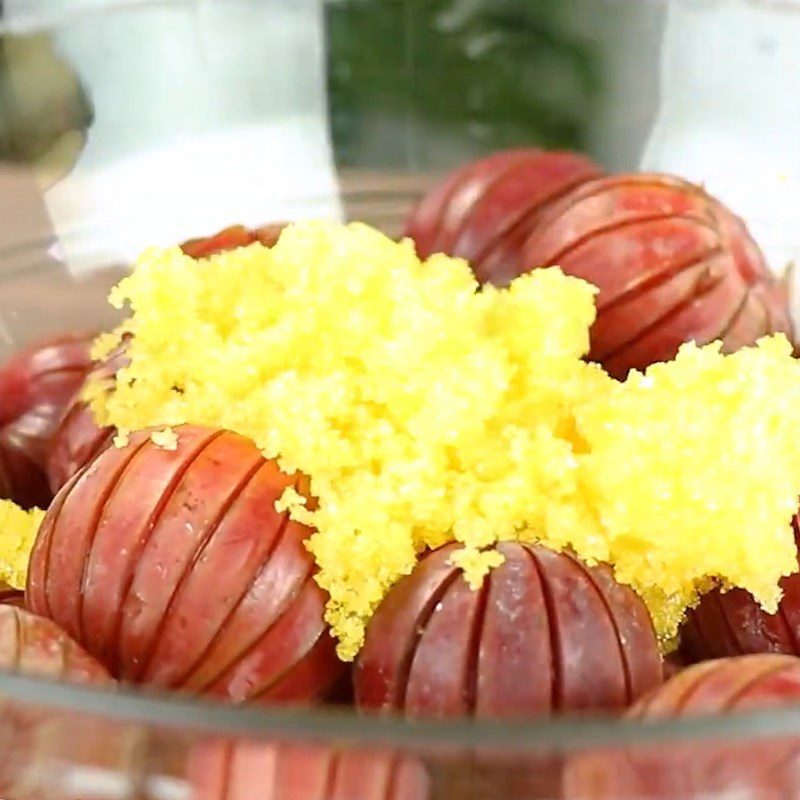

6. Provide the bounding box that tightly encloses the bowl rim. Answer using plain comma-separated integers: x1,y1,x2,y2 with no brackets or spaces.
2,670,800,751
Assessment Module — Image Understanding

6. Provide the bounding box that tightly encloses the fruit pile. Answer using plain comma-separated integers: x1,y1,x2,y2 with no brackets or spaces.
0,152,799,797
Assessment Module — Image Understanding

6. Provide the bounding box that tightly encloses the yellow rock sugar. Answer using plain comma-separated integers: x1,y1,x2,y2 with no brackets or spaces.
150,426,179,451
0,500,44,589
88,220,800,659
577,336,800,645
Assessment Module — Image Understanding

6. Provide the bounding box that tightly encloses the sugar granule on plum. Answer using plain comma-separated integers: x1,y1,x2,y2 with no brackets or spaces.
78,221,800,660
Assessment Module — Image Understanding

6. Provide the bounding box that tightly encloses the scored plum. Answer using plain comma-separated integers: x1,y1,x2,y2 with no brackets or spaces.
0,332,95,508
29,425,345,704
565,655,800,800
0,607,114,799
188,740,429,800
403,148,602,282
520,174,792,378
355,542,662,718
0,604,112,685
630,653,800,717
0,333,94,429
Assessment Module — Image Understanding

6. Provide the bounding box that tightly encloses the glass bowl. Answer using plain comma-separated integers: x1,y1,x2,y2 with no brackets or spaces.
1,1,800,798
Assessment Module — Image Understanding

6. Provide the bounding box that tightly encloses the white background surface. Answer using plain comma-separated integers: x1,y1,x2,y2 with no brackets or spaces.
3,0,342,274
642,0,800,297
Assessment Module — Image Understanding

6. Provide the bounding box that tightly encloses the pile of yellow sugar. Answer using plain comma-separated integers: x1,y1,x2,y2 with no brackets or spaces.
90,221,800,659
0,500,45,590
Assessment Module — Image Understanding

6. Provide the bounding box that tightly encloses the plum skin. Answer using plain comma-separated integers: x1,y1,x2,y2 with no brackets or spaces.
520,174,792,379
0,606,114,799
47,336,130,494
564,654,800,800
29,425,345,704
0,332,95,508
0,604,112,685
403,148,603,283
188,740,429,800
355,541,662,719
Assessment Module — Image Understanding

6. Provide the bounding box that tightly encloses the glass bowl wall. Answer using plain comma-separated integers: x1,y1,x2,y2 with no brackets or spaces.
0,1,798,798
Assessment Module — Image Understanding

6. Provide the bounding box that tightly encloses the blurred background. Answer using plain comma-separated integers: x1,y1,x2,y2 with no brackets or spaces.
328,0,664,171
0,0,798,332
0,0,665,269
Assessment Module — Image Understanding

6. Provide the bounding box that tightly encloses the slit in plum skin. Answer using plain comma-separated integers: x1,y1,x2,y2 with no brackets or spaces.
60,626,72,680
175,477,301,690
136,454,266,682
533,208,721,275
685,591,736,662
777,598,800,656
195,566,318,696
597,258,728,366
251,625,335,703
408,171,468,257
441,153,545,254
463,570,491,715
736,585,797,655
73,437,152,646
566,555,633,704
184,488,312,692
81,427,117,474
395,568,462,713
683,611,715,663
673,662,729,714
723,661,799,713
109,430,226,677
29,463,91,618
711,286,751,344
322,749,342,800
447,157,538,254
684,593,721,660
471,172,597,271
36,363,92,381
25,490,61,620
523,545,561,713
711,589,751,657
595,242,723,317
525,175,717,242
48,403,111,493
249,590,329,697
384,754,403,800
219,741,234,800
